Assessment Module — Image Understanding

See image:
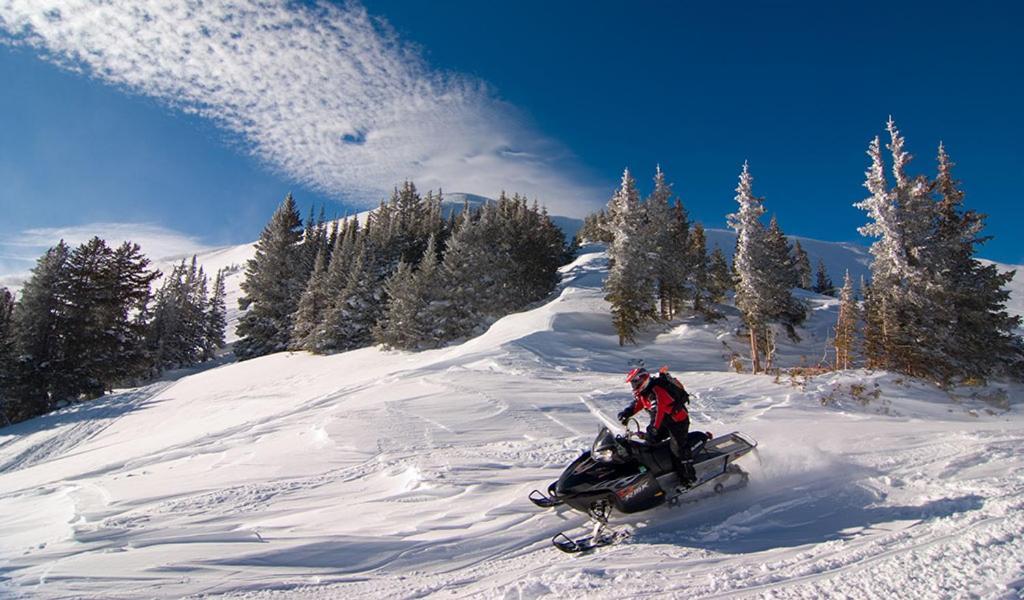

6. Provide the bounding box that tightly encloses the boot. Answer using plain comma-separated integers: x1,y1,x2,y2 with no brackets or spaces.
677,459,696,487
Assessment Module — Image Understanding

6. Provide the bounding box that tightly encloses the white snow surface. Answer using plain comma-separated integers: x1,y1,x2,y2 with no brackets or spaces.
1,246,1023,599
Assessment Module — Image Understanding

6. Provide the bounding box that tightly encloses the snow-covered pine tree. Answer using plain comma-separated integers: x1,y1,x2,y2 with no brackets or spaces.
410,234,447,348
813,258,835,296
373,261,422,350
434,205,492,342
604,168,657,345
290,245,330,350
855,120,954,378
579,209,612,243
833,270,858,370
647,166,678,319
728,162,771,372
205,268,227,359
330,234,384,350
375,234,448,350
235,193,305,360
792,240,812,289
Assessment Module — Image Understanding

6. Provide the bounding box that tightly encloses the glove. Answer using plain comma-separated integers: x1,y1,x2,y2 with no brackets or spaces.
617,408,632,425
646,424,659,441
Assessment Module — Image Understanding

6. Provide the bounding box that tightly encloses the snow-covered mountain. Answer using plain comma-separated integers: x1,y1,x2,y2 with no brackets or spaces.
1,244,1022,598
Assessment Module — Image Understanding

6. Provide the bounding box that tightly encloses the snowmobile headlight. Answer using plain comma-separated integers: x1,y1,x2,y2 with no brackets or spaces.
593,448,614,463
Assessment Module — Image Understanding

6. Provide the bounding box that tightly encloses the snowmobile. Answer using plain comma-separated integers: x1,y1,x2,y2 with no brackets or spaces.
529,426,757,553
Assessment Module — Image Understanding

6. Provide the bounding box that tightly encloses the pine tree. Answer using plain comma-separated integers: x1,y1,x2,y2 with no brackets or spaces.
930,143,1022,379
103,241,159,386
762,217,805,343
290,245,330,350
792,240,812,289
688,223,709,313
604,168,657,344
833,270,858,370
373,261,422,349
434,206,491,341
235,193,305,359
728,162,770,372
647,166,678,319
324,234,382,351
814,258,835,296
375,235,449,350
704,248,730,303
205,268,227,359
10,242,71,417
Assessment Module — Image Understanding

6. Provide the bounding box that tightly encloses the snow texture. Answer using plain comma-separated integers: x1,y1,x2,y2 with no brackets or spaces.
1,245,1022,599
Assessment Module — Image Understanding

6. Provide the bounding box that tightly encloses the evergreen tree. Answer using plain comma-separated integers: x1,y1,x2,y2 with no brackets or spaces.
728,162,770,372
762,216,805,341
205,268,227,359
792,240,812,289
647,166,678,319
373,261,422,349
290,245,330,350
813,258,835,296
235,193,305,360
434,206,492,341
319,234,382,351
104,241,160,385
604,168,657,344
707,247,733,304
688,223,709,313
58,238,157,397
930,143,1022,378
9,242,71,417
148,257,211,370
833,270,858,370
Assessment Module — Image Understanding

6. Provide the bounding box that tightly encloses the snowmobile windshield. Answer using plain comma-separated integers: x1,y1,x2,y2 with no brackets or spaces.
591,427,619,462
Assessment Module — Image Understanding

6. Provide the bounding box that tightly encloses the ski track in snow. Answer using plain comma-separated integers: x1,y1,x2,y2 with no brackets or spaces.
0,248,1022,599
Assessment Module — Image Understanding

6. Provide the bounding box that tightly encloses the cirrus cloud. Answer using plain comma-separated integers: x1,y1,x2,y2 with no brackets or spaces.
0,0,602,215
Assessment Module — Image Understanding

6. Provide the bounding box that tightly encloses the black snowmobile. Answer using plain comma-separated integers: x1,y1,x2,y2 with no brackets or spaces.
530,426,757,553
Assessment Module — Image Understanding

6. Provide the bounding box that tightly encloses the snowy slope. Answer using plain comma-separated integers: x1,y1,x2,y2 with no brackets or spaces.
1,246,1022,599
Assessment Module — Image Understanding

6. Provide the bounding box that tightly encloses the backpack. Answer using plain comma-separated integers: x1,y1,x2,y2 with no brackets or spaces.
655,367,689,412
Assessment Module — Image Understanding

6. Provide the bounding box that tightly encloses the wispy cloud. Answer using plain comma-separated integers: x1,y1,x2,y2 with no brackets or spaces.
0,1,601,214
0,222,213,288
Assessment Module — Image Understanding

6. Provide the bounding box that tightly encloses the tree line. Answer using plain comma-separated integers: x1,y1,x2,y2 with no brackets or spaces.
234,183,569,359
588,119,1022,383
0,239,228,425
585,165,815,373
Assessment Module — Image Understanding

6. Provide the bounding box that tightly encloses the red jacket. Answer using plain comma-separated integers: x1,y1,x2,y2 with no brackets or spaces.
629,381,688,429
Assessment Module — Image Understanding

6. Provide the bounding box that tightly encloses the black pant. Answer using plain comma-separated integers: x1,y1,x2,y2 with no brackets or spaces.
661,417,693,478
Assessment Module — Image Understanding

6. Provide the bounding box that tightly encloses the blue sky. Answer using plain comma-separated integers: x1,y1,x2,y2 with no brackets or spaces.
1,0,1021,282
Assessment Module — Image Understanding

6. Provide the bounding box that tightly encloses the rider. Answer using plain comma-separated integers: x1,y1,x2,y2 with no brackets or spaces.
617,367,697,486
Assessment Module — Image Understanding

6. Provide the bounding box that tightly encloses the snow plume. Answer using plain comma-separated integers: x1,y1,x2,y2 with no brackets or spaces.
0,1,600,214
0,222,212,290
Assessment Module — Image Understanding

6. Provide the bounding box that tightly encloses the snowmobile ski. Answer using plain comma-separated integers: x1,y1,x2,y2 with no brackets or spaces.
528,482,562,508
552,528,630,554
